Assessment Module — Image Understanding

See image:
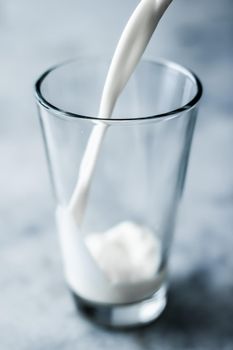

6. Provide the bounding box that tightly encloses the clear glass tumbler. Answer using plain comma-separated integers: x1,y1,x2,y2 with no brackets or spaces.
35,58,202,327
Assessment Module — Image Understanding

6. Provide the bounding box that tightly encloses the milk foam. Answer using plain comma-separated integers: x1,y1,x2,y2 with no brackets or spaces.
85,221,161,284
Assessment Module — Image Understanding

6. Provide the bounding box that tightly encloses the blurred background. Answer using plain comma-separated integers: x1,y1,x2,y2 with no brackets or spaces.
0,0,232,349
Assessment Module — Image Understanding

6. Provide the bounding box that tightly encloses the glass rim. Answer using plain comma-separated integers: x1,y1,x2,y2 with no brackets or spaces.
34,57,203,124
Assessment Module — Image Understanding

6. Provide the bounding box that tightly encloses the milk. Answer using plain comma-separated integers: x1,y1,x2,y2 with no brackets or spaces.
57,0,173,303
57,207,164,304
69,0,173,225
85,221,161,284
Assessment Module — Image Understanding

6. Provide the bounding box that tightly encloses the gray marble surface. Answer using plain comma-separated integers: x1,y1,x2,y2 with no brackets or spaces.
0,0,233,349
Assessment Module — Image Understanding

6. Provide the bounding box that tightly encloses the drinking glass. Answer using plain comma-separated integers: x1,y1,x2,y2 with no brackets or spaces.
35,57,202,327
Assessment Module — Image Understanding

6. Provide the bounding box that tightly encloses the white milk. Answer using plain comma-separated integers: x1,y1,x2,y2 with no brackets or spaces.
85,221,161,284
57,207,164,304
57,0,173,303
69,0,173,225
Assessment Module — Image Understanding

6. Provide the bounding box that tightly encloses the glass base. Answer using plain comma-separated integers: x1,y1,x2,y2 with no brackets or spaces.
71,284,167,328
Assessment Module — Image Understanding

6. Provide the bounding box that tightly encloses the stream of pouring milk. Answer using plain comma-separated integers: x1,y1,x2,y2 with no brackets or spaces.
57,0,173,303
